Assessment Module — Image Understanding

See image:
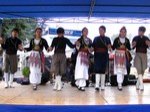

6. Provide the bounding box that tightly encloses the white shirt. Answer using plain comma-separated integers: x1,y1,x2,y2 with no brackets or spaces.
119,37,125,44
34,39,40,45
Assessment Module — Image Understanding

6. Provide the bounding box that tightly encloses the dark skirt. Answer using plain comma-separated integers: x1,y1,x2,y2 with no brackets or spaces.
94,52,109,74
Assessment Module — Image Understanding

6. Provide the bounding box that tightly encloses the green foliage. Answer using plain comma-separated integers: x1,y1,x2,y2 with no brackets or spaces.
1,18,37,42
22,67,30,77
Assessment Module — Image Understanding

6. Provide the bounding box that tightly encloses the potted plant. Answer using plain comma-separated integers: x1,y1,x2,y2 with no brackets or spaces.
22,66,30,78
21,66,30,85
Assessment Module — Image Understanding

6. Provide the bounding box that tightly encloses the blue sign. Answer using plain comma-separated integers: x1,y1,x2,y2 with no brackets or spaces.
49,28,81,37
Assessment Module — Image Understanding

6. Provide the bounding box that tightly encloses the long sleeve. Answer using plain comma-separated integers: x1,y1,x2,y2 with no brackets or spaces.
66,38,75,48
1,38,9,49
43,39,49,50
126,39,131,50
92,38,96,48
132,36,137,49
50,38,56,48
106,37,111,46
88,39,93,48
112,38,118,50
1,44,6,49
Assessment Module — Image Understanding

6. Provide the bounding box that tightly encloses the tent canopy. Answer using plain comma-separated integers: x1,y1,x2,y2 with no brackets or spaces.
0,0,150,18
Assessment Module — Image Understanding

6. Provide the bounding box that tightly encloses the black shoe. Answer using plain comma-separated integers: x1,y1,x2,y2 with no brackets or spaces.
78,87,81,90
118,87,122,91
101,88,105,91
80,87,85,91
95,87,99,91
9,86,15,88
140,88,144,91
33,86,37,90
5,86,9,89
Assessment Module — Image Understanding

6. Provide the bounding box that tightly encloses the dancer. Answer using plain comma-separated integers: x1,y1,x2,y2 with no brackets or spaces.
75,27,92,91
113,26,131,90
50,27,75,91
24,27,49,90
132,26,150,91
92,26,112,91
0,28,23,88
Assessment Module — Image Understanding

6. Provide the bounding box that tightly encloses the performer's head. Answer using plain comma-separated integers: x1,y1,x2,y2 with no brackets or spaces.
119,26,127,38
138,26,146,36
11,28,19,38
57,27,65,37
35,27,42,38
82,27,88,37
99,25,106,36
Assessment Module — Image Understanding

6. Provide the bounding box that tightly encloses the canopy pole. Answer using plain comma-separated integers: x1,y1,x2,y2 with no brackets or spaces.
88,0,95,21
0,19,2,37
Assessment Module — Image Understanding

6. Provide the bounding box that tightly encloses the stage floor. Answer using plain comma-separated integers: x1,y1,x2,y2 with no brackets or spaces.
0,82,150,105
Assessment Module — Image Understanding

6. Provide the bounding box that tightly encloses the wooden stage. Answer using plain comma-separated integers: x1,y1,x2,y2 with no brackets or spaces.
0,81,150,105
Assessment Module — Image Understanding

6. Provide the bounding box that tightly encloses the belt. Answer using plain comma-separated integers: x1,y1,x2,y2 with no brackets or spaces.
79,48,89,53
94,48,107,52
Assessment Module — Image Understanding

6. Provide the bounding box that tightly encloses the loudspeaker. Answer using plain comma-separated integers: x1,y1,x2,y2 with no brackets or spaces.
41,72,50,85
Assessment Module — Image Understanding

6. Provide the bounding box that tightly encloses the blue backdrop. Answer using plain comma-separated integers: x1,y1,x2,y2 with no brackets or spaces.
0,0,150,18
0,104,150,112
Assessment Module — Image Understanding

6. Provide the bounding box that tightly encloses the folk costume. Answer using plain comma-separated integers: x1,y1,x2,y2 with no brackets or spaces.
50,37,75,91
74,36,92,91
132,35,150,91
92,36,111,91
25,38,49,90
113,37,131,90
1,37,22,88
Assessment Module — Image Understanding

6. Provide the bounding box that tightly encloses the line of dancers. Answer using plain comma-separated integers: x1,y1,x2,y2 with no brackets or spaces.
0,26,150,91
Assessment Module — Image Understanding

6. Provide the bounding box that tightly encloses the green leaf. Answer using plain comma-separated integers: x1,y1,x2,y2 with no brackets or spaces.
22,67,30,77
